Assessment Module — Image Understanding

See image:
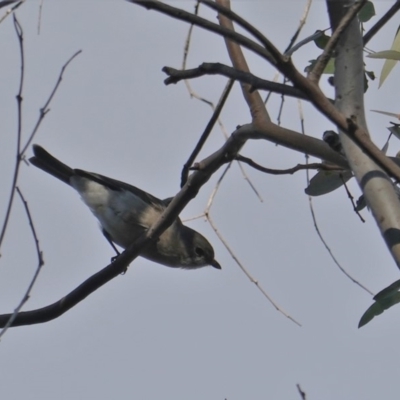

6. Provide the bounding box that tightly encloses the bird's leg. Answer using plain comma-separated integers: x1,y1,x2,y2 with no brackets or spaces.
102,229,120,259
102,230,128,274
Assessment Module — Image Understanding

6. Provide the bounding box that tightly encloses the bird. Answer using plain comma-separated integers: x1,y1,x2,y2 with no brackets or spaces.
29,145,221,270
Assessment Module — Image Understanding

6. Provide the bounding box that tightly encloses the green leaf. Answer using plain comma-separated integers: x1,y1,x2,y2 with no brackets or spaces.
304,57,335,74
378,26,400,87
314,32,330,49
374,279,400,301
305,170,352,196
365,69,375,80
359,280,400,327
358,1,375,23
371,109,400,119
367,50,400,60
356,195,367,211
388,124,400,140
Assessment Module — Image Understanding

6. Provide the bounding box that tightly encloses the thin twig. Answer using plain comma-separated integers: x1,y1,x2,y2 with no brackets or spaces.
308,0,367,83
0,188,44,339
299,100,373,295
307,192,373,295
21,49,82,154
296,384,307,400
208,212,302,326
181,79,234,187
182,0,202,101
276,79,287,125
235,155,344,175
37,0,44,34
284,0,313,55
341,175,366,223
236,161,263,202
0,14,24,252
276,0,313,125
263,71,281,105
204,164,302,326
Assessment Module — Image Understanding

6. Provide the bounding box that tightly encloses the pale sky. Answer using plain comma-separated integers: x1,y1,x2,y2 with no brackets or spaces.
1,1,400,399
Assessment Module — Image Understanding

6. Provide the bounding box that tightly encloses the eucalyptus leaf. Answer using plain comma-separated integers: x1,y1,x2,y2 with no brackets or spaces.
305,170,352,196
359,280,400,327
367,50,400,60
358,1,375,23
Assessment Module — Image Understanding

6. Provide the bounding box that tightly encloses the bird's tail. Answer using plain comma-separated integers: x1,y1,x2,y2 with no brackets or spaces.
29,145,74,185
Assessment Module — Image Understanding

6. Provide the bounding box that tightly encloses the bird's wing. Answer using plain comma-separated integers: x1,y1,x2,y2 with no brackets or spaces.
74,169,166,212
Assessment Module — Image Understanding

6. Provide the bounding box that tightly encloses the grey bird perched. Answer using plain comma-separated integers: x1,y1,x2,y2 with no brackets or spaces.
30,145,221,270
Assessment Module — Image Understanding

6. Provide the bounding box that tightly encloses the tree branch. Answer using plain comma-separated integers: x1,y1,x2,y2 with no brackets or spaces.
163,63,309,100
235,155,344,175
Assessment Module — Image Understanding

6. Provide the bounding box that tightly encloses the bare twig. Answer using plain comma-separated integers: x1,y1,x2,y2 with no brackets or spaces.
235,155,344,175
21,49,82,154
181,79,234,187
208,213,302,326
308,0,367,83
37,0,44,34
0,188,44,339
181,0,204,102
204,164,301,326
307,191,373,294
284,0,313,55
296,384,307,400
1,33,80,254
299,102,373,295
341,175,366,223
0,14,24,252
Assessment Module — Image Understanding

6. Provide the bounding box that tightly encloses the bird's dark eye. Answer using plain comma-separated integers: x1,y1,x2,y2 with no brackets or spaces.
195,247,205,257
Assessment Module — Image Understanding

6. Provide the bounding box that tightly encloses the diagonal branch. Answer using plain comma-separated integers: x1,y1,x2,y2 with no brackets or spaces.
363,0,400,45
128,0,274,64
215,0,270,123
199,0,280,64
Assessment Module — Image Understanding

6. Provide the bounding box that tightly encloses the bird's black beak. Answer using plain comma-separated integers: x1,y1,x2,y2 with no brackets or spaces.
211,259,221,269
